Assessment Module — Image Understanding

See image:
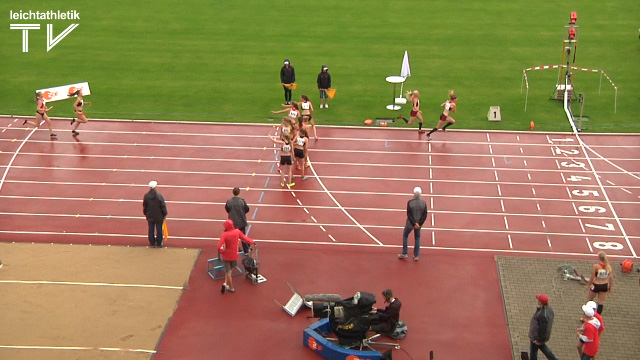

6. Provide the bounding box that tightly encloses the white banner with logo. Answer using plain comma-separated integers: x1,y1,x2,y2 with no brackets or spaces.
35,81,91,102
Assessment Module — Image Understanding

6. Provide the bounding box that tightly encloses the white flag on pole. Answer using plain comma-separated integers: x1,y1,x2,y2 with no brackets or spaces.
401,51,411,78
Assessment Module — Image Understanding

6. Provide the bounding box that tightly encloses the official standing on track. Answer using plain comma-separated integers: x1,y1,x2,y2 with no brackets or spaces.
225,187,250,253
528,294,558,360
143,180,168,248
398,186,427,261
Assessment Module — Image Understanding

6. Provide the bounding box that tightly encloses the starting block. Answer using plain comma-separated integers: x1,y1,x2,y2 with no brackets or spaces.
207,252,245,280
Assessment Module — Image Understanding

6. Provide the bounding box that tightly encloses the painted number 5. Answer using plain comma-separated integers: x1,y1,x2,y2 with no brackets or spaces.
572,189,600,197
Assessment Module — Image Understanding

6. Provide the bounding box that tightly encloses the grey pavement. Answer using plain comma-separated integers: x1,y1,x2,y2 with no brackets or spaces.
497,256,640,359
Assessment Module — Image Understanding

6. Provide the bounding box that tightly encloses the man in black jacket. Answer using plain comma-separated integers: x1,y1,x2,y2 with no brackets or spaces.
398,186,427,261
225,187,250,253
280,58,295,105
370,289,402,334
317,65,332,108
143,181,168,248
529,294,558,360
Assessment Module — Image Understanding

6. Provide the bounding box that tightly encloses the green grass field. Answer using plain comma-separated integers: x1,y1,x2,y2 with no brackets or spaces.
2,0,639,132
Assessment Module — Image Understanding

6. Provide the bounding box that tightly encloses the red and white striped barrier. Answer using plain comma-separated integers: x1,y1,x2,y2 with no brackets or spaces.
521,64,617,112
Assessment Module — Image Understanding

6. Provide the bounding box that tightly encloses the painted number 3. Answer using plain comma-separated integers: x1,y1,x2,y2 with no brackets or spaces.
592,241,623,250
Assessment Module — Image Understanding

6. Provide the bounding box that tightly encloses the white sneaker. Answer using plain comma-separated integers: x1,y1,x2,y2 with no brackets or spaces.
320,104,324,109
325,103,329,108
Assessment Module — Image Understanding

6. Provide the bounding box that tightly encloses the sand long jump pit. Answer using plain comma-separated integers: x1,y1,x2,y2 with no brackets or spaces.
0,242,199,360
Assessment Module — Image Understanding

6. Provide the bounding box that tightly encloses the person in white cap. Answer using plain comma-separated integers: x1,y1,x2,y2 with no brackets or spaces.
577,303,601,360
398,186,428,260
280,58,295,105
576,301,604,356
317,65,331,109
142,181,168,248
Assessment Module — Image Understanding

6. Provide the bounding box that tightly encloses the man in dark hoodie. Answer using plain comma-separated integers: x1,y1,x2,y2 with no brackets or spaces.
217,219,255,294
280,58,295,105
142,180,168,248
529,294,557,360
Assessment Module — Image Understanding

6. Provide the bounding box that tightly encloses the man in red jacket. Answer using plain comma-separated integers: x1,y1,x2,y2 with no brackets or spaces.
217,219,255,294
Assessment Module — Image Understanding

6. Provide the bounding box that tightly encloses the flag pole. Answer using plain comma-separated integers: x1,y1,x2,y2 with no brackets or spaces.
400,51,411,97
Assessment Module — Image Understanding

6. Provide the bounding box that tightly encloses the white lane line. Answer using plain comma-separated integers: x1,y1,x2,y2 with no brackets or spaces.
0,345,155,354
307,160,383,246
0,125,38,193
0,279,183,289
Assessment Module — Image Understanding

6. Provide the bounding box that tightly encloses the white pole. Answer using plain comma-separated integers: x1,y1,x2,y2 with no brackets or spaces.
614,88,617,113
599,72,602,95
525,86,529,112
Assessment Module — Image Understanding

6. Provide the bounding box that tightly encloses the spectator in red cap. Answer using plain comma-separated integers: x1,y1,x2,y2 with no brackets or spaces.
528,294,558,360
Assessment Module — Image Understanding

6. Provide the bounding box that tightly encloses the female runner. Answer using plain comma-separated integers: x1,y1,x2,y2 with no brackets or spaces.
398,90,424,132
299,94,317,140
70,89,91,136
271,102,300,125
277,117,295,171
268,131,295,188
426,90,458,140
293,127,309,180
586,251,613,314
24,92,56,138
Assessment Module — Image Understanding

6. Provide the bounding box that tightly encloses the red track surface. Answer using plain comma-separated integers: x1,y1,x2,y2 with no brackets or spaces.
1,116,638,359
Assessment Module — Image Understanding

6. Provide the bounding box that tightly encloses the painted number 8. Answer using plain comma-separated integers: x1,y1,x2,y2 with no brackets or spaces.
592,241,623,250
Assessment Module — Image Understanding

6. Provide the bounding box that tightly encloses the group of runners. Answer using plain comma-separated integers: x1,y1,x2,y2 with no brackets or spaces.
398,90,459,140
24,89,90,138
269,94,317,188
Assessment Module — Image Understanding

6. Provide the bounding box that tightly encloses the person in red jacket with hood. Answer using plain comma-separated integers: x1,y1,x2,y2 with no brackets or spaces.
217,219,255,294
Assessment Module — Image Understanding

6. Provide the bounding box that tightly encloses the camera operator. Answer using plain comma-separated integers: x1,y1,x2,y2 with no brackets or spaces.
370,289,402,334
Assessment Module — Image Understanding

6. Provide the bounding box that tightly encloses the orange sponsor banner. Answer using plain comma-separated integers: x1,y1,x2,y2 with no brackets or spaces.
35,81,91,102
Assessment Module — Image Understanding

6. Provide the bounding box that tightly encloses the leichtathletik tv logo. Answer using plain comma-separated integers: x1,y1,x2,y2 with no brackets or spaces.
9,10,79,52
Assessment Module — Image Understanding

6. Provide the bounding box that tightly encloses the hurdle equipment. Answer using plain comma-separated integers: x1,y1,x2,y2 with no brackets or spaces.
207,252,245,280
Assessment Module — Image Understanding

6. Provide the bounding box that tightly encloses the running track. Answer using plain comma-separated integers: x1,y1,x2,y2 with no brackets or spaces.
1,117,638,257
1,116,639,359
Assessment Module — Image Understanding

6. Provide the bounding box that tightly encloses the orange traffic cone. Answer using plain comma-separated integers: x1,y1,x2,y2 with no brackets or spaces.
530,121,535,131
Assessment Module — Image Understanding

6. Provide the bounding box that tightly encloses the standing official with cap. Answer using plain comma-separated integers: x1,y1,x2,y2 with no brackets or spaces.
280,58,296,105
143,180,168,248
398,186,427,261
529,294,558,360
